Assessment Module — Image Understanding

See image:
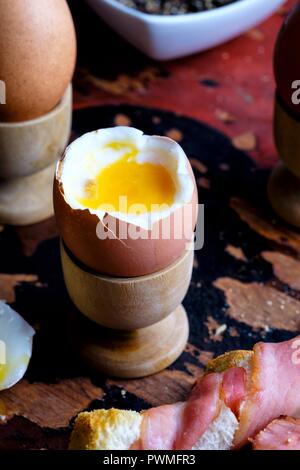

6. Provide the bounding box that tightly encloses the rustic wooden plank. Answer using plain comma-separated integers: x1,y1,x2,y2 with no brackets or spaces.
0,378,103,429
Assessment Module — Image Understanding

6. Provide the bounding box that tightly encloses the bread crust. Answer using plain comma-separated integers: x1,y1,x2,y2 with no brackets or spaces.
206,350,253,373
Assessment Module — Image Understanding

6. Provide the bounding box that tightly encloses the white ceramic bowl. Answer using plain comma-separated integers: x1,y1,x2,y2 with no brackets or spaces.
86,0,286,60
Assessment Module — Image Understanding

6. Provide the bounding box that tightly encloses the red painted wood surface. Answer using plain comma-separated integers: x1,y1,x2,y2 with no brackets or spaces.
72,0,295,168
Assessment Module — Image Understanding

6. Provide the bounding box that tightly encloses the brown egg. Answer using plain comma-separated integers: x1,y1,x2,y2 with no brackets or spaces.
53,128,198,278
0,0,76,122
274,3,300,116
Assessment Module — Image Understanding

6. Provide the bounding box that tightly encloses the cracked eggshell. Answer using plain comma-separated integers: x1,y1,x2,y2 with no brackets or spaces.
54,128,198,278
0,301,35,391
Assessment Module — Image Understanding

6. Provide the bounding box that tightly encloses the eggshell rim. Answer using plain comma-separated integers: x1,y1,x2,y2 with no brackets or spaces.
55,127,195,230
62,238,195,283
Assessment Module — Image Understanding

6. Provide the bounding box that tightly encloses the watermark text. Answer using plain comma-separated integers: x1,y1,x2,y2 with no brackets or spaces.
0,81,6,105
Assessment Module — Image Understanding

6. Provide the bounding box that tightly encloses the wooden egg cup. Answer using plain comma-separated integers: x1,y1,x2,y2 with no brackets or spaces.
268,96,300,228
61,241,194,378
0,85,72,226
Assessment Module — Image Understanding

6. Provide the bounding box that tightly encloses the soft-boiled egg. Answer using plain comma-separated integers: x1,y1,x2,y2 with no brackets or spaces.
54,127,198,277
0,302,34,391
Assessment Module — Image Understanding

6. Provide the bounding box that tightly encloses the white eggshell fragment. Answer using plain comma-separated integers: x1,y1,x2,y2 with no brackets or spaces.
0,301,35,391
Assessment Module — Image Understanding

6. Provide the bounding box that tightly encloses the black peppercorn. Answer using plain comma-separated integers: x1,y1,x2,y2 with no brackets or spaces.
117,0,239,15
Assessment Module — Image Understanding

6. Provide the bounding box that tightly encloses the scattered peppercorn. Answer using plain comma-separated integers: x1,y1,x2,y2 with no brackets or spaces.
117,0,239,15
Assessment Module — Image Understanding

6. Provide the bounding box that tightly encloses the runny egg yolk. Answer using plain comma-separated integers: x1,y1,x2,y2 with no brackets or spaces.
78,142,176,214
0,364,7,385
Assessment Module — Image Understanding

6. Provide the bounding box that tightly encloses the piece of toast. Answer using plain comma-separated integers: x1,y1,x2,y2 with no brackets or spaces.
69,409,142,450
69,350,253,450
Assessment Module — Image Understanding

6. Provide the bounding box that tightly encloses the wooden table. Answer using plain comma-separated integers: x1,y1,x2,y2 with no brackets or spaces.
0,0,298,450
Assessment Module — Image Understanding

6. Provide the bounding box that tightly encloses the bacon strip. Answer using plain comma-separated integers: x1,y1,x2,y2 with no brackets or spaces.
234,336,300,448
253,418,300,450
139,402,185,450
221,367,247,418
134,336,300,451
175,372,222,449
138,368,247,450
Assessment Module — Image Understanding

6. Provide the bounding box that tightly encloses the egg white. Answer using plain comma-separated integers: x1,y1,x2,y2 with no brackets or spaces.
0,301,35,391
56,127,194,230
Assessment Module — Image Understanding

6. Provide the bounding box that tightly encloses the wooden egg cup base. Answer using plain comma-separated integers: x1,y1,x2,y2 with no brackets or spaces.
0,162,56,225
61,242,193,378
268,162,300,228
68,304,189,379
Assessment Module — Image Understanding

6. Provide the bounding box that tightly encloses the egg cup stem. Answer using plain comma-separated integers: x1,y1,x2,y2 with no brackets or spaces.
0,84,72,225
0,162,55,225
61,241,193,378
